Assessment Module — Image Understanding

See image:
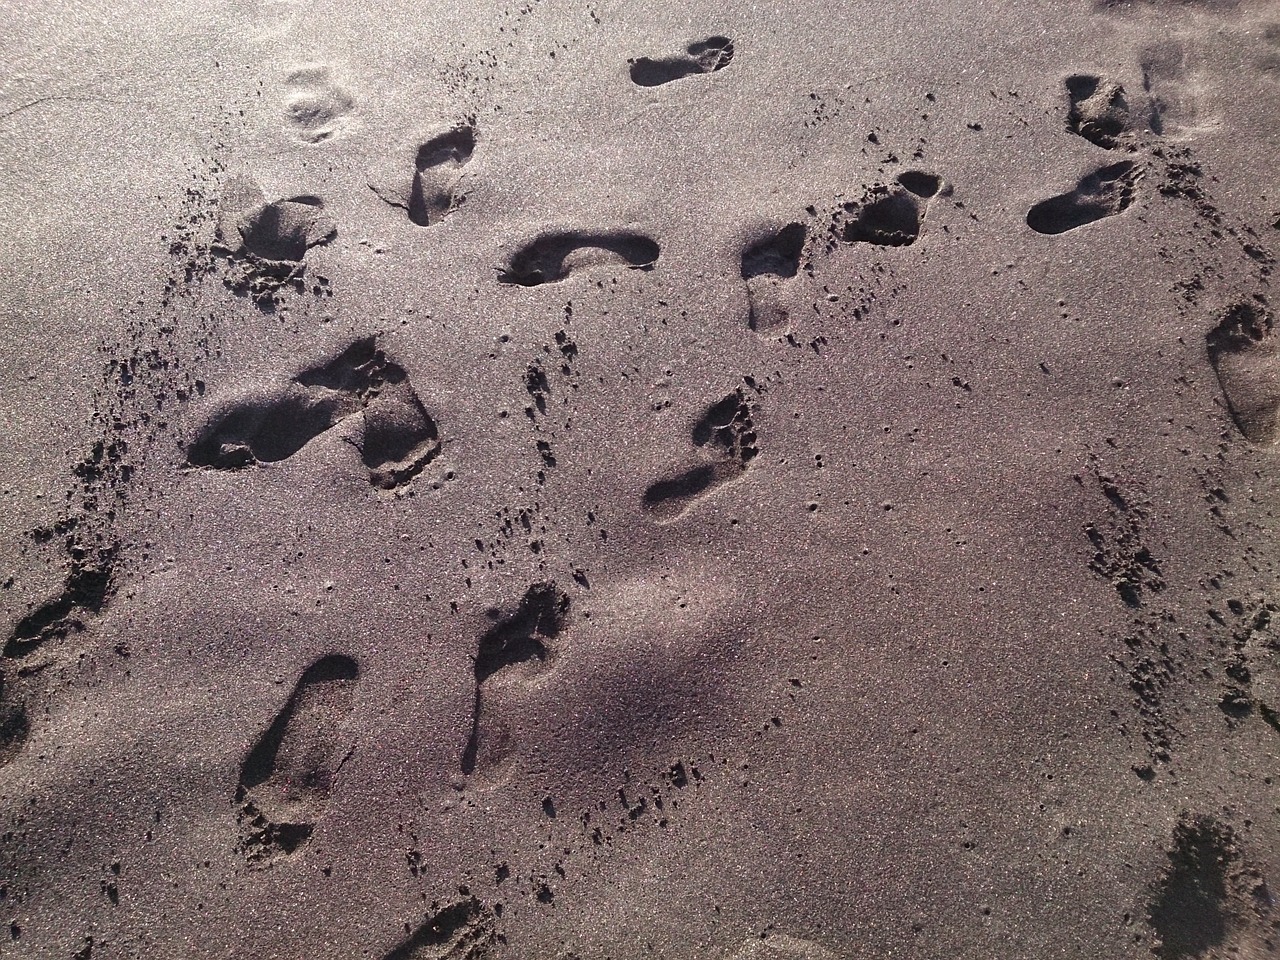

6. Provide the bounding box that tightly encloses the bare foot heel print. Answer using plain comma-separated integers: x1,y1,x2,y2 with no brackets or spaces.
188,337,442,490
629,36,734,86
236,654,360,864
380,898,495,960
643,386,758,522
742,223,806,333
498,230,660,286
1066,74,1141,148
1207,301,1279,446
370,122,476,227
1026,161,1140,234
841,172,941,247
461,583,569,778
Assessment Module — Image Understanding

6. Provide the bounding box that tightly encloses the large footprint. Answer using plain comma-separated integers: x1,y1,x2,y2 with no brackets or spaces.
498,230,660,286
1026,161,1141,234
1207,300,1279,446
643,387,758,522
236,654,360,864
460,583,570,778
187,338,442,490
629,36,734,87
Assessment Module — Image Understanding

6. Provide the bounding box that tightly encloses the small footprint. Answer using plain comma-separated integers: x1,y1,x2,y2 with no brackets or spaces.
1026,160,1141,235
369,122,476,228
282,65,355,144
0,671,28,767
380,898,495,960
498,231,660,286
461,583,569,777
742,222,806,333
2,547,117,659
643,387,758,522
188,338,442,490
236,654,359,864
1206,300,1278,446
629,36,734,86
840,172,941,246
1066,74,1142,148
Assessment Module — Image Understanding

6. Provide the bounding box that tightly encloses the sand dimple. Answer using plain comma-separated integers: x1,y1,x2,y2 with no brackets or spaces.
236,654,360,864
629,36,734,86
1026,160,1141,234
461,583,569,777
380,898,495,960
498,231,660,286
187,338,442,490
282,65,355,144
1206,300,1279,446
370,122,476,228
643,386,759,522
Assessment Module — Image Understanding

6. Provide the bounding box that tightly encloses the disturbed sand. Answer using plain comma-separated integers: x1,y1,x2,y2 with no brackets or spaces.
2,0,1280,957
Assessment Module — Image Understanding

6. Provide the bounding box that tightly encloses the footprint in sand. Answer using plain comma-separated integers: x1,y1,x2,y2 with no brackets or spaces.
629,36,734,87
0,671,28,767
839,171,942,247
497,230,660,286
1206,300,1279,446
1139,39,1216,137
742,222,806,334
643,386,759,522
282,64,355,144
1026,160,1141,235
1065,74,1145,148
236,654,360,864
460,583,569,778
369,122,476,228
187,337,442,491
380,898,495,960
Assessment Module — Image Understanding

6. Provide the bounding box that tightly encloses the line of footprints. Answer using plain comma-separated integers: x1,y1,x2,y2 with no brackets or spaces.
217,52,1277,874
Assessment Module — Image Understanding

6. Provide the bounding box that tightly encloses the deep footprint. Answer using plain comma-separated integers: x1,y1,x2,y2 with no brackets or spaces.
1148,815,1235,959
236,654,359,864
841,172,940,247
188,338,441,490
1066,74,1139,149
643,387,758,522
1206,300,1278,445
381,898,495,960
371,123,476,228
498,231,660,286
742,222,806,332
461,583,570,777
630,36,734,86
1026,161,1140,234
3,546,117,659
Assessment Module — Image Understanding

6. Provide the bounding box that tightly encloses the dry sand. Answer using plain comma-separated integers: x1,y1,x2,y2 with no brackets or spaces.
2,0,1279,957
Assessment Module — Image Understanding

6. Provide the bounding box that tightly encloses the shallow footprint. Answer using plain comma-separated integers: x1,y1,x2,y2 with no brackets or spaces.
643,387,758,522
1026,160,1141,235
236,654,360,864
282,64,355,144
742,222,806,333
630,36,734,86
498,231,660,286
461,583,569,777
1207,300,1279,446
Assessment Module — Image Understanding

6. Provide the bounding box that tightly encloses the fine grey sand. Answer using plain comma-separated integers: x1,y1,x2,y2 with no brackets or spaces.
1,1,1279,957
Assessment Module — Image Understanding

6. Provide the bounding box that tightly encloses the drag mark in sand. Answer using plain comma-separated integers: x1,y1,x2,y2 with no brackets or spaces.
236,654,360,865
380,897,495,960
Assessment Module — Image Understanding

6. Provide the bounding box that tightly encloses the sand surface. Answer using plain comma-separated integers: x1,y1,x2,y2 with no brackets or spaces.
2,1,1279,957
